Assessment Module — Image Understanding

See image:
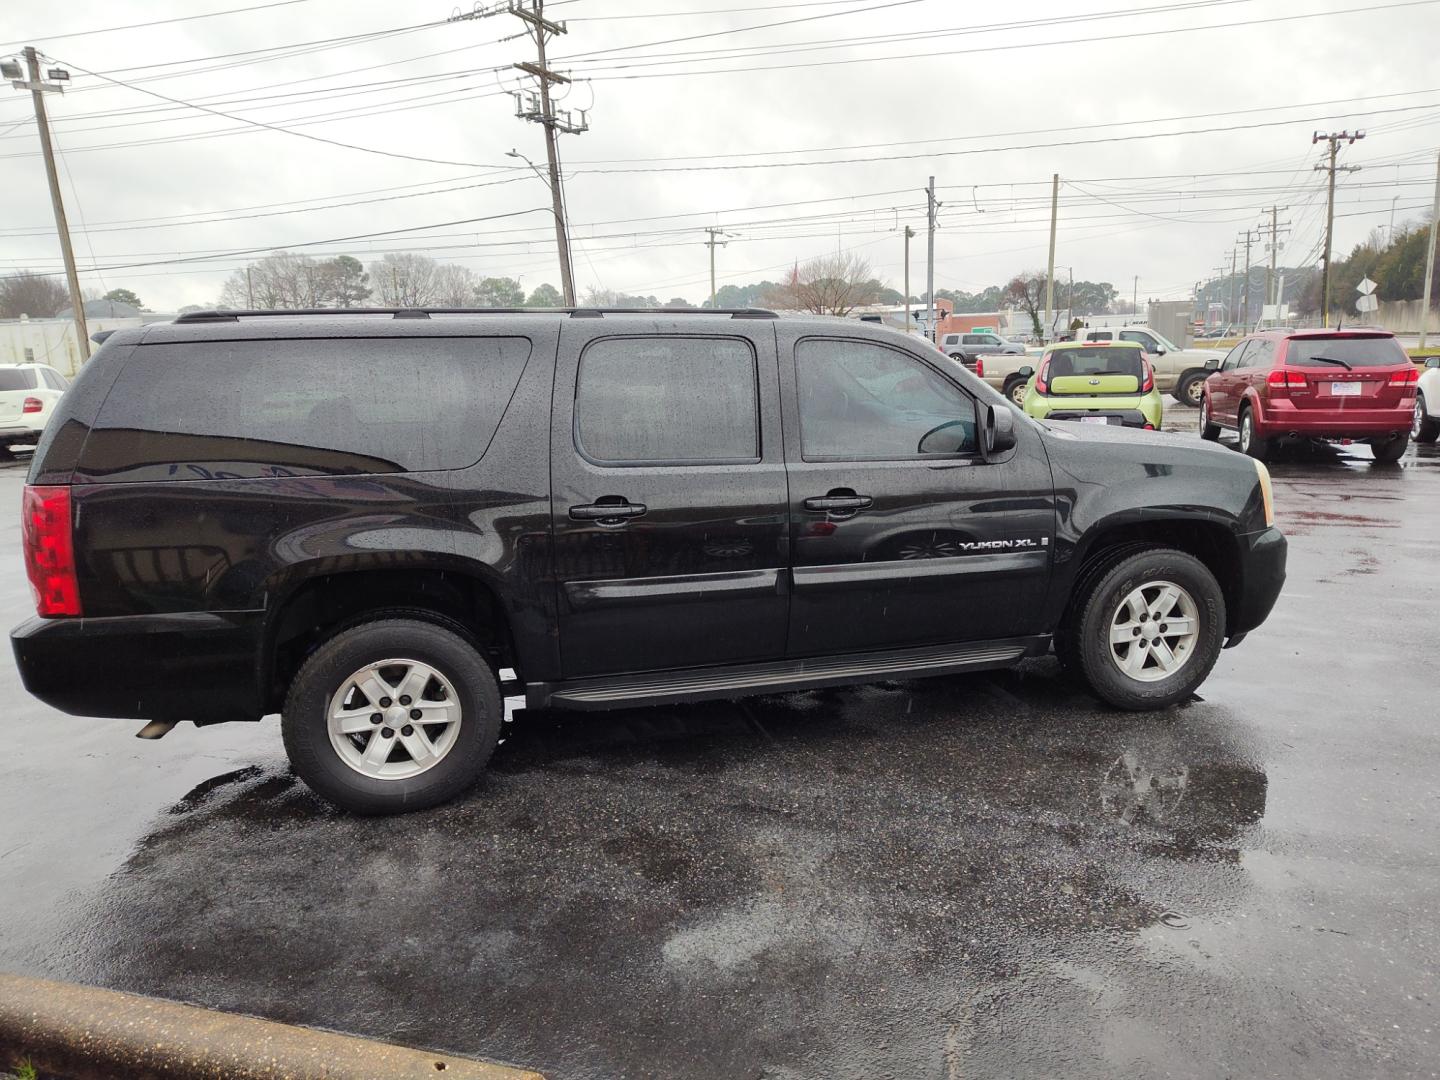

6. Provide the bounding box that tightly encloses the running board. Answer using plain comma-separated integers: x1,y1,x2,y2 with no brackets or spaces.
529,637,1045,711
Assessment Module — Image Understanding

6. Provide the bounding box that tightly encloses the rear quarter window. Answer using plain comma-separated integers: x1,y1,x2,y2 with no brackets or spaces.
0,369,38,391
78,337,530,481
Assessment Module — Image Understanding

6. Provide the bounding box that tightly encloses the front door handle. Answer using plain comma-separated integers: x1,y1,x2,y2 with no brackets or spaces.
804,494,873,512
570,499,647,524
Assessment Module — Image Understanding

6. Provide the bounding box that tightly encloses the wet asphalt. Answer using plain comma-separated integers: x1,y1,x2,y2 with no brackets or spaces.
1,420,1438,1080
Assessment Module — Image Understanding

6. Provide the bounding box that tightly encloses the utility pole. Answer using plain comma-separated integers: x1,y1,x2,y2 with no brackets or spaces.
1237,230,1255,330
1229,248,1238,327
1262,205,1291,319
1132,275,1139,319
1314,130,1365,328
925,176,938,341
1421,149,1440,350
1045,173,1059,342
6,48,89,361
902,224,915,331
1210,264,1226,328
703,228,728,310
456,2,586,305
245,267,254,308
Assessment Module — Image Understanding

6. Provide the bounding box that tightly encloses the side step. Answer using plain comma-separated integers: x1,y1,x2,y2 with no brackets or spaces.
531,637,1044,711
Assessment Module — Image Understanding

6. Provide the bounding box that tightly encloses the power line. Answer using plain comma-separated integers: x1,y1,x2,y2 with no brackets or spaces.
0,0,318,49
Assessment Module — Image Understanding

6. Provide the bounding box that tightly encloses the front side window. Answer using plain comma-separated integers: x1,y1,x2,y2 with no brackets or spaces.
1220,342,1251,371
576,337,758,464
1119,330,1157,351
796,339,976,460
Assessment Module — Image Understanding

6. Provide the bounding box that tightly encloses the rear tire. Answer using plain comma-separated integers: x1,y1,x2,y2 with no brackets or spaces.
1176,371,1207,408
1067,547,1226,711
1370,432,1410,463
1198,394,1221,441
282,618,503,815
1005,378,1028,407
1413,392,1439,443
1238,406,1269,460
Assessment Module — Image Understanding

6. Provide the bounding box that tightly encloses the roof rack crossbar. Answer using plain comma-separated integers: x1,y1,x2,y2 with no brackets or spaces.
173,306,779,324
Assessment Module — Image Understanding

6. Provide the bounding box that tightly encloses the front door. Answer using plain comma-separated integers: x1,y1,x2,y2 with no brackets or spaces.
550,324,789,678
1208,340,1254,424
777,330,1055,658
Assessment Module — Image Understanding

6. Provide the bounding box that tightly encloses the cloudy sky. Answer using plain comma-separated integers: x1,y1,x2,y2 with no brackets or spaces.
2,0,1438,311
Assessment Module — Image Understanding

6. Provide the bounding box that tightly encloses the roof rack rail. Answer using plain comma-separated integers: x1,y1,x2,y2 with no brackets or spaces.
173,306,780,324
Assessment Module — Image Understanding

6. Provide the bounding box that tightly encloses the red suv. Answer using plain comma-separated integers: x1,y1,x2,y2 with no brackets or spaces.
1198,329,1418,462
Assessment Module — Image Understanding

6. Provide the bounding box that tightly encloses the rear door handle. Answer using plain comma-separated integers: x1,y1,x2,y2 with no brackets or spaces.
804,495,873,512
570,500,647,523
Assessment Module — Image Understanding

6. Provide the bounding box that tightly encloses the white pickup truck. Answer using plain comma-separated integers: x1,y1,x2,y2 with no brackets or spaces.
971,326,1224,407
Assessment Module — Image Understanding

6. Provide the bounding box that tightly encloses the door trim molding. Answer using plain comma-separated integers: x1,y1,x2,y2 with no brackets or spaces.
563,568,782,612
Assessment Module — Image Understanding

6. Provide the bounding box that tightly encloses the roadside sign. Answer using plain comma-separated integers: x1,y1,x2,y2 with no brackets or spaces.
1356,294,1379,313
1357,276,1377,296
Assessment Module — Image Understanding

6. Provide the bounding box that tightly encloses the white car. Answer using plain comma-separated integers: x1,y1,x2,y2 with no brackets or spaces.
0,363,71,450
1414,355,1440,444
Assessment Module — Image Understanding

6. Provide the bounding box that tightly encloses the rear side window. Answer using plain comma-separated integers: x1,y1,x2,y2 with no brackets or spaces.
80,337,530,481
0,369,38,391
1284,336,1409,368
575,336,758,464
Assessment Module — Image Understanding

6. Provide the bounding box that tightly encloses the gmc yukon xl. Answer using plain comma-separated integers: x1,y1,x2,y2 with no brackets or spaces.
13,309,1287,814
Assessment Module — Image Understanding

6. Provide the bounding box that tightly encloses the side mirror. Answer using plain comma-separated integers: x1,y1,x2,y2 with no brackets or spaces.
1017,365,1035,378
1153,348,1166,356
1427,357,1440,369
1204,357,1220,371
983,404,1017,457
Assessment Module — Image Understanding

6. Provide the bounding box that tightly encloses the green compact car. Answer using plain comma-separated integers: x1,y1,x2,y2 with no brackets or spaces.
1019,340,1164,429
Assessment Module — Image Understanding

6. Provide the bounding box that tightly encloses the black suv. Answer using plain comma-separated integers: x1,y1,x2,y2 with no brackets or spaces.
13,309,1286,814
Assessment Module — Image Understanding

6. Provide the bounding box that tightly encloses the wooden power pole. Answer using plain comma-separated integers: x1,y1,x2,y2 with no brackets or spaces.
8,48,89,361
903,224,915,331
1045,173,1058,341
1421,149,1440,350
1314,130,1364,328
703,228,728,310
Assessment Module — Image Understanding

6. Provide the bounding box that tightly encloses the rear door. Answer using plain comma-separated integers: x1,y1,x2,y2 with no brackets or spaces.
549,322,790,678
777,329,1054,657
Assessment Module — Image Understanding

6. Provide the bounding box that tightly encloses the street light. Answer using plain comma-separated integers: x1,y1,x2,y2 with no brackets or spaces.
507,148,575,304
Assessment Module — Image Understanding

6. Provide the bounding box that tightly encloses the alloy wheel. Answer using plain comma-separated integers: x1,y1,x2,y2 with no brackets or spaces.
1108,580,1200,683
326,658,462,780
1185,378,1204,406
1414,399,1425,440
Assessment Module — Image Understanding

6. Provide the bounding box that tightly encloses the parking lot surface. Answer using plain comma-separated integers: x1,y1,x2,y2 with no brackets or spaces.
2,428,1438,1080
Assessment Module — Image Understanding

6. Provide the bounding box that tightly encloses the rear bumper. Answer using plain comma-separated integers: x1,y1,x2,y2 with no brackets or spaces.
12,611,264,723
1256,401,1413,438
1230,526,1287,638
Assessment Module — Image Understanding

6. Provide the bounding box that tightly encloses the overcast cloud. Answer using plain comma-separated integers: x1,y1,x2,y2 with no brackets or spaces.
2,0,1438,310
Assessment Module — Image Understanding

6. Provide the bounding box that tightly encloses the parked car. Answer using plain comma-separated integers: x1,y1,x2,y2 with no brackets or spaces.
1199,329,1418,462
0,363,70,452
1077,327,1224,406
940,331,1025,367
1413,355,1440,444
1020,341,1164,429
13,308,1286,814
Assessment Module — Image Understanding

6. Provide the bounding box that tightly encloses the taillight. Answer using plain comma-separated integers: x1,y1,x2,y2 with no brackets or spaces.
1389,367,1419,387
1265,368,1307,391
1035,360,1050,394
22,397,43,414
975,357,984,377
1139,358,1154,393
22,485,81,617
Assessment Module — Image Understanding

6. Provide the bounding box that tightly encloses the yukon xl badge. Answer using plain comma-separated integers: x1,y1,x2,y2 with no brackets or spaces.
956,537,1050,552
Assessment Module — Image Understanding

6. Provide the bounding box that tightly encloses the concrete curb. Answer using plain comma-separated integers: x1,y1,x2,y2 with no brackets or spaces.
0,974,544,1080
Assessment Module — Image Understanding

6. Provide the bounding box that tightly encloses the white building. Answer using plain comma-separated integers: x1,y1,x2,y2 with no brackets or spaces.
0,311,174,377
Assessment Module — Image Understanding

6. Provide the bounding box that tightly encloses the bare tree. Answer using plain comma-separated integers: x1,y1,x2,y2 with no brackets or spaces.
764,253,882,316
0,270,69,318
1003,271,1051,339
368,253,441,307
431,264,477,306
218,252,318,309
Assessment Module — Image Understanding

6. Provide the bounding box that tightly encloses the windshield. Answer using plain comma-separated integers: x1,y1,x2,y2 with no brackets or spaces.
1048,347,1143,379
1286,336,1409,368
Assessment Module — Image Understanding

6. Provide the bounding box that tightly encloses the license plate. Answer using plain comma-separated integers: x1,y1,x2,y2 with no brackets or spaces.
1080,416,1110,425
1331,381,1361,396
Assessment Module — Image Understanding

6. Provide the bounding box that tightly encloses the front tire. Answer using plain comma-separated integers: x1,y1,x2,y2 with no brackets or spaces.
1370,432,1410,464
281,618,503,814
1198,394,1221,441
1175,371,1207,408
1067,547,1226,710
1413,392,1440,443
1238,406,1269,460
